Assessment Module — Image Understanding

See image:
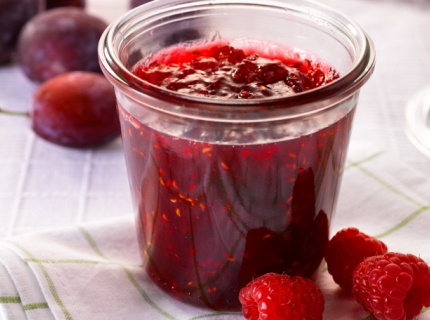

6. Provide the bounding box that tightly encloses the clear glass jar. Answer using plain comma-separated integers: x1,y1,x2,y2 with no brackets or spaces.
99,0,375,311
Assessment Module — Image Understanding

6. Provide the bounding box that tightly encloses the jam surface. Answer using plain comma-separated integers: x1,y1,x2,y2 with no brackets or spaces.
121,42,353,310
132,42,339,99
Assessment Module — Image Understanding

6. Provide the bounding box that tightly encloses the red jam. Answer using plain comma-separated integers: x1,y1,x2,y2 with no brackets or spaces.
132,42,339,99
119,42,353,310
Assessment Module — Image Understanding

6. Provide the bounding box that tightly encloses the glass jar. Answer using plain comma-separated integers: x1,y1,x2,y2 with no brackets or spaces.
99,0,375,311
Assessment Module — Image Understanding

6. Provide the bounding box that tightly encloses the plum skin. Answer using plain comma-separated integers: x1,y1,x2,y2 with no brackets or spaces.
18,7,107,83
0,0,44,65
31,71,121,148
46,0,85,10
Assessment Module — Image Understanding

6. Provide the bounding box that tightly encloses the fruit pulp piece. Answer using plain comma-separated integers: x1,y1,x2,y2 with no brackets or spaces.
121,42,354,310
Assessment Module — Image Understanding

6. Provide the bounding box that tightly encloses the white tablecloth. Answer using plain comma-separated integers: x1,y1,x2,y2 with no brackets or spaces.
0,0,430,319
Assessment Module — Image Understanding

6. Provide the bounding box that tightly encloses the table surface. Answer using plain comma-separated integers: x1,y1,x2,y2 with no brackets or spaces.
1,0,430,239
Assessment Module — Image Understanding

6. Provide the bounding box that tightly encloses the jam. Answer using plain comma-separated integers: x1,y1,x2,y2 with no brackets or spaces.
119,42,353,310
132,42,339,99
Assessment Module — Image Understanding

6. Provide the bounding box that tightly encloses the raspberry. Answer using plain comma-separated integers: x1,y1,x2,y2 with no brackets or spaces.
353,252,430,320
325,227,388,292
238,273,324,320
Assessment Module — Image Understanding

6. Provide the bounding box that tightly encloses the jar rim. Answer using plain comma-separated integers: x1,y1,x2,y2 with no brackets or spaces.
99,0,375,113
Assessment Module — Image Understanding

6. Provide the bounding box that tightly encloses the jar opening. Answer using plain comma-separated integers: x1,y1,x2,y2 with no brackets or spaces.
99,0,375,112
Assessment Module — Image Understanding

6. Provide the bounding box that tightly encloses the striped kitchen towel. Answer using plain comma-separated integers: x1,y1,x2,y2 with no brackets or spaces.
0,148,429,320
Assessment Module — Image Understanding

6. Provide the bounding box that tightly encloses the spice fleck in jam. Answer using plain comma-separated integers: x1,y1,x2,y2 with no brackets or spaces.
119,42,354,310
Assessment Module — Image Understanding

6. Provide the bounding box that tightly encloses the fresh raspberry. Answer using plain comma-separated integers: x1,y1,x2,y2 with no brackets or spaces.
325,227,388,292
353,252,430,320
238,273,324,320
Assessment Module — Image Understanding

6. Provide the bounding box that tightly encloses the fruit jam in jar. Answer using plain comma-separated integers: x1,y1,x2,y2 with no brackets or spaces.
99,0,375,311
119,41,351,309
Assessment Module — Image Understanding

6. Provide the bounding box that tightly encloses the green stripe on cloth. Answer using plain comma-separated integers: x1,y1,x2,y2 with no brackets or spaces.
0,296,21,303
7,241,74,320
345,151,384,170
25,258,113,265
23,302,49,310
346,152,430,239
78,227,106,258
78,227,177,320
374,206,430,239
121,266,177,320
349,161,424,207
24,258,142,268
